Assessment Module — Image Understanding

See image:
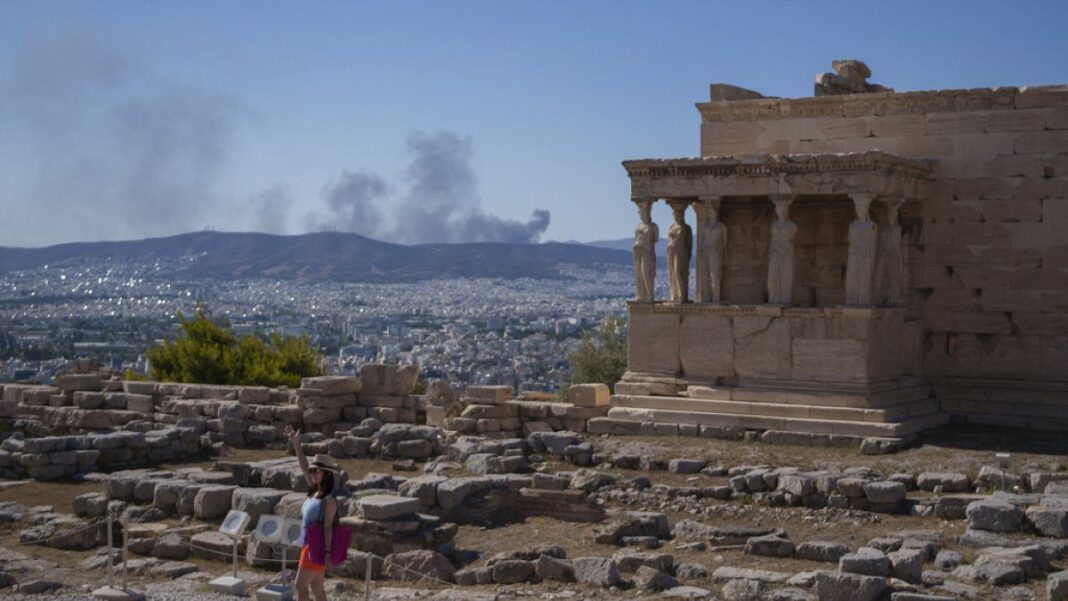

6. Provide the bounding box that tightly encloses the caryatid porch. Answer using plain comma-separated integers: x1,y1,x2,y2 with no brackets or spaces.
613,152,948,437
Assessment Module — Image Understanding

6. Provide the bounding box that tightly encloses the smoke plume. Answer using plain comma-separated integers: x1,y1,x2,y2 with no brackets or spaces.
0,28,246,245
315,170,388,236
314,130,551,244
247,185,294,235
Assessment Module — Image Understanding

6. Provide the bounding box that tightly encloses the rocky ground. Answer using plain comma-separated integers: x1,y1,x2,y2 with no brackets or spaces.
1,424,1067,600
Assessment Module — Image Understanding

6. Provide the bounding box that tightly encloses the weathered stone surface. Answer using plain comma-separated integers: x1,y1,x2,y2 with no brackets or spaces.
612,550,673,575
535,555,575,582
967,499,1024,532
489,560,535,584
151,533,190,560
300,376,361,396
917,472,971,493
711,566,790,583
635,565,679,592
719,578,764,600
744,534,794,558
383,550,455,583
796,540,850,562
572,557,623,588
888,548,925,584
568,383,609,407
357,495,420,520
840,547,891,577
1049,570,1068,601
814,570,887,601
668,458,706,474
1027,505,1068,537
231,488,286,523
193,485,236,520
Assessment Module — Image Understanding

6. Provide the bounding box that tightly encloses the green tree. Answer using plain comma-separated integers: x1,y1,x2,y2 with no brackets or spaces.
147,309,321,387
566,314,627,392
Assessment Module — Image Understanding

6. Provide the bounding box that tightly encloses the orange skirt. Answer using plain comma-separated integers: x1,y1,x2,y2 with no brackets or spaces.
298,545,325,573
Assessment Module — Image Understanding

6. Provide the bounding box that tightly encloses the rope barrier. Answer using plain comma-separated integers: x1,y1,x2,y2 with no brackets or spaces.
16,517,106,546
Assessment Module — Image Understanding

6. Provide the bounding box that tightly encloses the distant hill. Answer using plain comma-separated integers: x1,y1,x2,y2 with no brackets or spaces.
0,231,632,282
587,237,670,258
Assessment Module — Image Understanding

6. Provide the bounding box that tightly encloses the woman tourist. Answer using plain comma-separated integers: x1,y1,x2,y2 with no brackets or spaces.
285,426,340,601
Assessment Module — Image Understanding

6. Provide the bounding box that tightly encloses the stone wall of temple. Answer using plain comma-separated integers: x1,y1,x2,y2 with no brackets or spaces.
698,86,1068,428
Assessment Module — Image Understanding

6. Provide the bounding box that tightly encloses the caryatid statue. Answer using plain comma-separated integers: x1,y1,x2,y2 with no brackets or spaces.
874,198,904,306
631,199,658,303
695,198,727,303
845,194,878,306
766,196,797,305
666,201,692,303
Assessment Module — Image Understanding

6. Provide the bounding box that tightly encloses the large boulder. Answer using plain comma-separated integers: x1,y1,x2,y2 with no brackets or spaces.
967,499,1024,532
745,534,795,558
813,571,886,601
231,488,287,524
383,550,454,583
572,557,623,588
1027,505,1068,537
796,541,850,563
839,547,890,577
193,485,236,520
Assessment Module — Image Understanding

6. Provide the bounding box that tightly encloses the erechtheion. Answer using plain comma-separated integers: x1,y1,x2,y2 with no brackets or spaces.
611,61,1068,437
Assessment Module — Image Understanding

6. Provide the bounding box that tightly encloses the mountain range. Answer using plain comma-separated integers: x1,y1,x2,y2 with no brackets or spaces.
0,231,632,282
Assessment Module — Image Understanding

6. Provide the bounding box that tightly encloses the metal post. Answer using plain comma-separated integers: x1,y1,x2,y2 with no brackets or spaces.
122,522,128,590
232,536,239,578
106,513,114,589
280,546,286,583
364,552,372,601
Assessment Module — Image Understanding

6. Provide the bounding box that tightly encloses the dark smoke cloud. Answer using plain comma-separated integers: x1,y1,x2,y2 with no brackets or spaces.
247,185,294,235
314,130,551,244
315,170,388,236
0,28,246,245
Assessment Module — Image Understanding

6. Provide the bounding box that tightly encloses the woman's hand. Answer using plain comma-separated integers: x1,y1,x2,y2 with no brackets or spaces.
283,425,301,448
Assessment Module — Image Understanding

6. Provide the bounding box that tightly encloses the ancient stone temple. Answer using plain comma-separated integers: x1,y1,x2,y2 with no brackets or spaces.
611,61,1068,436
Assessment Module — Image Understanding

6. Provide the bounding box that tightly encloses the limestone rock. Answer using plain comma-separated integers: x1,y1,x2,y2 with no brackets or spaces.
635,565,679,592
535,555,575,582
572,556,623,588
888,548,925,584
1049,570,1068,601
357,495,419,520
1027,505,1068,537
796,540,850,562
489,559,535,584
814,570,887,601
966,499,1024,532
383,549,455,583
840,547,891,577
744,534,795,558
917,472,970,493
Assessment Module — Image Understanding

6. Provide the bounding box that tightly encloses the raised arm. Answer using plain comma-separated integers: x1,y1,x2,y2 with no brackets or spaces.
284,426,314,489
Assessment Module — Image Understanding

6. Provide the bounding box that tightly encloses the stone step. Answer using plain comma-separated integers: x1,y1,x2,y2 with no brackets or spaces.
611,394,939,423
684,382,931,408
605,406,948,437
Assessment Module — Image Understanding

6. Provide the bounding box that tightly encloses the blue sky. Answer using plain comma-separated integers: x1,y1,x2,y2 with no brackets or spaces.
1,1,1066,247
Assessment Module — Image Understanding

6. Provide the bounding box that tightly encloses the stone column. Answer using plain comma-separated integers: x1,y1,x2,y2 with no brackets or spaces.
695,196,726,304
845,193,878,306
874,197,904,306
766,195,797,305
666,200,693,303
631,198,658,303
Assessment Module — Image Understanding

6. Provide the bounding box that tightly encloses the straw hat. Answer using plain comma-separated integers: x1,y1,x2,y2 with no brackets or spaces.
309,454,340,473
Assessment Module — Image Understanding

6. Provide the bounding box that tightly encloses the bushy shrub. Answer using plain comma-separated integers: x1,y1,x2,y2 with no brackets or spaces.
147,309,321,387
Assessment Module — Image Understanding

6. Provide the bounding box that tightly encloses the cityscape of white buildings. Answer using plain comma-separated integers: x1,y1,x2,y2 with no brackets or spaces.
0,258,638,392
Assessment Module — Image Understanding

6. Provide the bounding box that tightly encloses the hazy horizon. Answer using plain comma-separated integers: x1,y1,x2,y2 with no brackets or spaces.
2,1,1066,247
